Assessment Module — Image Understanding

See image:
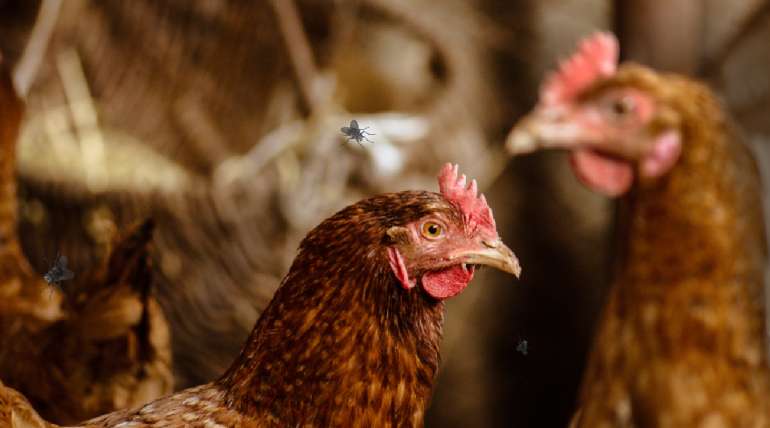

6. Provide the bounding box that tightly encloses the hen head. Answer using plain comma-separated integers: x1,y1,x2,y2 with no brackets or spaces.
507,32,693,196
385,163,520,300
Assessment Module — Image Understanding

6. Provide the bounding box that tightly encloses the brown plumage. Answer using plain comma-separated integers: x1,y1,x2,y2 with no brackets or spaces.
509,33,770,427
0,164,519,428
0,59,172,424
0,379,50,428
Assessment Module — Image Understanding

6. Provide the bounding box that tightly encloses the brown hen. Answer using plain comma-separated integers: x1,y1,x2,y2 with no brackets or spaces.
1,163,520,427
0,58,172,424
508,32,770,427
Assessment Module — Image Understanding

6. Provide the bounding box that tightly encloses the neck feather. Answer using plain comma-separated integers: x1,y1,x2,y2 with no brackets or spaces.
219,241,444,426
616,86,768,361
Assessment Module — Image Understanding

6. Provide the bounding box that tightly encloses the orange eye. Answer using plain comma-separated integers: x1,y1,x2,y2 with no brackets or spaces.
421,222,444,239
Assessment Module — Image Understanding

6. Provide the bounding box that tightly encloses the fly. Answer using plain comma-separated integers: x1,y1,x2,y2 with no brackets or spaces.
43,253,75,296
516,338,528,356
340,119,375,147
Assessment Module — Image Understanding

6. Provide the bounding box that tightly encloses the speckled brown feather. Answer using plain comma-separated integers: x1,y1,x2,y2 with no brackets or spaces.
1,219,173,424
69,191,461,427
575,67,770,427
0,60,172,424
0,379,58,428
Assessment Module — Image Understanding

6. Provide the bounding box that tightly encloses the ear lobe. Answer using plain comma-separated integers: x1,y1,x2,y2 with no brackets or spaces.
387,247,414,290
640,130,682,178
386,226,410,244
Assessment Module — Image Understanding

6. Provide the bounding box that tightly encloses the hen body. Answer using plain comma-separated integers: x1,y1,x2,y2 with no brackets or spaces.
84,192,452,427
579,75,770,427
0,60,172,424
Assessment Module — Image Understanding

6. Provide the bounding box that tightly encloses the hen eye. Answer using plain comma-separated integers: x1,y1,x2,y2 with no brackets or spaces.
609,96,635,117
421,222,444,239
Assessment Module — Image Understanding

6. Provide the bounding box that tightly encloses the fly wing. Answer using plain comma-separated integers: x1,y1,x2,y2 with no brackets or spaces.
350,119,359,129
59,268,75,281
341,127,352,134
58,256,68,268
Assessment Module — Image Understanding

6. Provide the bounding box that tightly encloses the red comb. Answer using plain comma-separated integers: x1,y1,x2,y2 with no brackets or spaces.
540,32,619,106
438,163,496,233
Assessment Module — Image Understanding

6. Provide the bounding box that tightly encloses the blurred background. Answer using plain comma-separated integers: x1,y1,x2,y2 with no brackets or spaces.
1,0,769,426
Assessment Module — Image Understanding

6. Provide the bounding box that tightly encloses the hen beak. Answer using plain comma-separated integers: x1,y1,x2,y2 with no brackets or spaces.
506,108,583,156
507,108,653,159
453,240,521,278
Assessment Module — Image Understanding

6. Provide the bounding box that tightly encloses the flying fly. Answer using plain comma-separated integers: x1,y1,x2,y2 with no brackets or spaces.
340,120,375,146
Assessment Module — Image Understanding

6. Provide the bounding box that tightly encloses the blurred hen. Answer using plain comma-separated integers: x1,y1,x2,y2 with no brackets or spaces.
509,32,770,427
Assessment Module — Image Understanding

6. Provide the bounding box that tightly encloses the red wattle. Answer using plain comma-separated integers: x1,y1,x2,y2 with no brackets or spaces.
569,149,633,197
421,265,475,300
